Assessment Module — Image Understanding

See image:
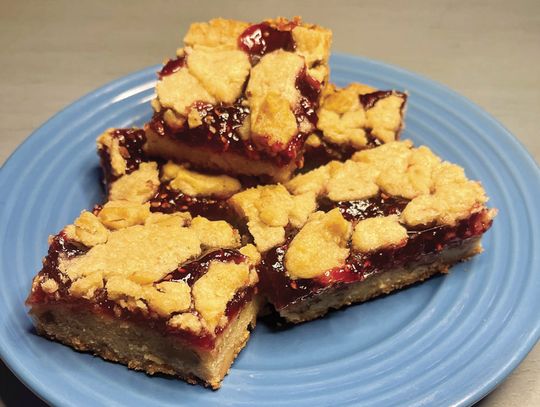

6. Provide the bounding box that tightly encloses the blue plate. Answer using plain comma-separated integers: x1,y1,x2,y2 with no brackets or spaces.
1,54,539,406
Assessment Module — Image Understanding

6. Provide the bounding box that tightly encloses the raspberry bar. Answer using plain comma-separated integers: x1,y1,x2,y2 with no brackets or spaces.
97,128,243,221
304,83,407,168
229,141,496,323
27,131,260,388
145,17,332,181
26,206,260,388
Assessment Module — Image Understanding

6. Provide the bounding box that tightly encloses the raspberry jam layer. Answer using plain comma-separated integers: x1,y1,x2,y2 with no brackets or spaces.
27,242,254,350
149,183,232,222
99,128,147,184
238,22,296,64
160,249,247,285
149,68,321,167
158,56,185,78
259,207,493,310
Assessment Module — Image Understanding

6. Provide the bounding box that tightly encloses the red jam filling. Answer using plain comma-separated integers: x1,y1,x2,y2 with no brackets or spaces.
158,56,186,78
259,207,493,310
319,195,409,222
160,249,247,285
238,22,296,64
150,66,321,167
99,128,147,185
149,182,232,222
27,242,254,350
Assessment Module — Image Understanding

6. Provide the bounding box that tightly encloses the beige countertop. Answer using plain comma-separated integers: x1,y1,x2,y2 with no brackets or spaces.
0,0,538,405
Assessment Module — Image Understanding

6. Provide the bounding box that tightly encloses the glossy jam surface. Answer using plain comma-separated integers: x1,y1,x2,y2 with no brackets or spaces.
28,240,254,350
149,94,312,166
259,209,493,309
161,249,247,285
158,56,186,78
148,183,232,221
111,129,147,174
320,195,410,222
99,129,147,185
27,233,89,303
238,22,296,64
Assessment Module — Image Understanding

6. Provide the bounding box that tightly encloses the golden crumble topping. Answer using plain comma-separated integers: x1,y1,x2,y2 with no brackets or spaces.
156,69,216,117
184,18,249,50
366,95,406,143
162,161,242,198
108,162,160,203
55,211,257,335
286,160,379,201
70,211,109,247
316,84,406,148
250,91,298,148
239,244,262,266
326,160,380,201
352,215,408,253
168,312,204,335
97,129,127,177
187,48,251,104
98,201,151,230
192,261,254,331
401,162,487,227
284,209,352,279
287,140,488,228
291,24,332,82
228,184,317,252
155,18,332,154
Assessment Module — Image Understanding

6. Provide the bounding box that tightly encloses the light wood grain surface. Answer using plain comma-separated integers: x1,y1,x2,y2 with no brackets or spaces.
0,1,538,405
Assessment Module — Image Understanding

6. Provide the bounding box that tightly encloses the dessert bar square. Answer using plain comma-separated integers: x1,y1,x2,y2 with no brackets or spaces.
229,141,496,323
145,17,332,181
97,128,243,221
27,132,260,388
304,83,407,168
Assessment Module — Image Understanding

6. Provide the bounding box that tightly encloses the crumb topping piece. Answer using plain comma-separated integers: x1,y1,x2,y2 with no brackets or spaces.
352,215,408,252
285,209,352,279
401,162,488,226
286,160,379,201
246,50,304,147
156,69,216,117
190,216,240,249
109,162,160,203
67,211,109,247
184,18,250,50
193,261,254,331
98,201,151,230
187,48,251,104
163,161,242,198
228,184,316,252
317,83,406,148
97,130,127,177
291,24,332,82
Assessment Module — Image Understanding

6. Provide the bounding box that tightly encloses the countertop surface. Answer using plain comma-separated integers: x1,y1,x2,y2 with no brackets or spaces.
0,1,538,405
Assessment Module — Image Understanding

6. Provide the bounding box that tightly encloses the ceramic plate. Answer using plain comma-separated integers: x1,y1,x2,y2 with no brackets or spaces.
1,54,539,406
